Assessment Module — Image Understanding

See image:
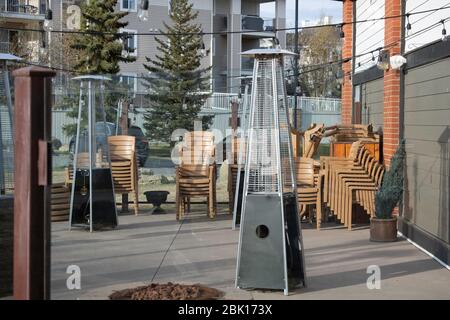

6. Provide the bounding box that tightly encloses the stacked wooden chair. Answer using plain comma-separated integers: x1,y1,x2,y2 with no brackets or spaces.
51,183,71,222
335,149,384,229
301,123,326,158
176,131,217,220
108,136,139,215
320,141,362,207
290,124,326,159
57,153,92,222
295,157,323,229
321,142,385,229
64,152,103,186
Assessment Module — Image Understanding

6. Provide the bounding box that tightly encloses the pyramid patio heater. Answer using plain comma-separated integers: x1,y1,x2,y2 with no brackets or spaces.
69,75,118,232
235,49,306,295
0,54,21,195
232,83,251,230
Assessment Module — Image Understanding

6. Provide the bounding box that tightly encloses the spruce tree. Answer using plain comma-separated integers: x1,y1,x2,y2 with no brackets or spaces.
71,0,135,74
375,140,406,219
61,0,136,137
143,0,212,143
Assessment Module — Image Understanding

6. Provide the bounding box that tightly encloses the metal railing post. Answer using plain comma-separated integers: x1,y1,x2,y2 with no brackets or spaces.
12,66,55,300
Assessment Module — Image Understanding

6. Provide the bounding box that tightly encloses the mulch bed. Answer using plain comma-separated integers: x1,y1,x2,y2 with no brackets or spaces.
109,282,223,300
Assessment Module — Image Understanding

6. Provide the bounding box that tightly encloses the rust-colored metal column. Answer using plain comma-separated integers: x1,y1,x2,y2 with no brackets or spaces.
13,67,55,300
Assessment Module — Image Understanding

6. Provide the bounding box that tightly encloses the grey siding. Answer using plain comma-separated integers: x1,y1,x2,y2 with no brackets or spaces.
361,78,384,133
118,6,212,78
403,57,450,245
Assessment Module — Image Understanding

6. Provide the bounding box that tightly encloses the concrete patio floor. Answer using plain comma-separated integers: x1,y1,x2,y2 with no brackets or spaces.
51,205,450,300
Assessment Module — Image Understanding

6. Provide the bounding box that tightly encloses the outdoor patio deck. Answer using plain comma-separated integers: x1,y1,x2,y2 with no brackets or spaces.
51,205,450,300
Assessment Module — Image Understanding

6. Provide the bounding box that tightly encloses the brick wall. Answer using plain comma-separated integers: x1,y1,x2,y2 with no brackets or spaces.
383,0,402,166
341,0,353,125
341,0,402,166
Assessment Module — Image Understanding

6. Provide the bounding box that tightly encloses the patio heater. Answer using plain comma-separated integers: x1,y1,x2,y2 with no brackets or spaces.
232,83,251,230
0,54,21,195
69,75,118,232
235,49,306,295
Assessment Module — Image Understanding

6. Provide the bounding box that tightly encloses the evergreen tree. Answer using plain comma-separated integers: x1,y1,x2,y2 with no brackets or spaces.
61,0,135,137
143,0,212,143
375,140,406,219
71,0,135,74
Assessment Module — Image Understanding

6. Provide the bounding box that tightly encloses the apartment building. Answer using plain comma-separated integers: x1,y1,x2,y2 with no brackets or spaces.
52,0,286,96
0,0,47,61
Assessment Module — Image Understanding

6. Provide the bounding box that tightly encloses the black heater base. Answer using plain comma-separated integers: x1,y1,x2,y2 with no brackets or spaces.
70,168,118,230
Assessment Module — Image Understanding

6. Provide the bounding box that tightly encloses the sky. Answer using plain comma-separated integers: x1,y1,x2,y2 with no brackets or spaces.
260,0,343,28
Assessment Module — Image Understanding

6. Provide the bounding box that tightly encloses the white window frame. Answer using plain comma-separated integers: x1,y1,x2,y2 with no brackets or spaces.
120,73,138,93
120,0,137,12
120,28,138,57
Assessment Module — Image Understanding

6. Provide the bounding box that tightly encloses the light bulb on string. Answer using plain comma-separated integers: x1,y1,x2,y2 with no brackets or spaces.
441,20,448,41
406,14,411,36
339,24,345,39
138,0,150,22
44,8,53,32
200,33,207,57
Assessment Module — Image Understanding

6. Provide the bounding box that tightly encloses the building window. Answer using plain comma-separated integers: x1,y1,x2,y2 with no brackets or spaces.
120,29,138,57
120,0,137,12
120,73,138,93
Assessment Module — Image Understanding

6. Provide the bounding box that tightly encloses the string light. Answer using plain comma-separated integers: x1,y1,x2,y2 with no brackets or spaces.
200,34,207,57
43,8,53,32
2,5,449,37
441,20,448,41
339,24,345,39
11,17,449,87
406,14,411,36
335,69,344,85
138,0,150,22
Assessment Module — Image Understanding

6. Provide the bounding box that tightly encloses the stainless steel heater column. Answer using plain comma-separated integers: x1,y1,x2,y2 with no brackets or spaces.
235,49,307,295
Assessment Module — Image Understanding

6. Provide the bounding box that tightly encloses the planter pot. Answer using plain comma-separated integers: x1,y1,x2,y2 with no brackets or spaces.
370,217,398,242
144,191,170,214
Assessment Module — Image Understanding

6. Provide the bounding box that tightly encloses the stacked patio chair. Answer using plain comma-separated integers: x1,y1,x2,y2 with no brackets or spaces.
295,157,323,229
336,150,384,229
64,152,102,186
108,136,139,215
51,183,71,222
320,141,363,207
322,142,385,229
301,123,326,158
176,131,217,220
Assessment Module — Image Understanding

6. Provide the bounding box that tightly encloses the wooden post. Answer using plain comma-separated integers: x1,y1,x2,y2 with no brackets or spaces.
120,100,129,213
13,67,55,300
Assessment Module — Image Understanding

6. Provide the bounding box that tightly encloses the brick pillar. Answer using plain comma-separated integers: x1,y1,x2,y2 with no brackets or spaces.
341,0,353,125
383,0,402,166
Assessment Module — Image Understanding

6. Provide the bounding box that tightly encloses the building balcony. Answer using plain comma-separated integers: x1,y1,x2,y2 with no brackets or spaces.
242,16,275,39
222,15,276,39
0,41,10,53
241,57,254,75
0,0,46,22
